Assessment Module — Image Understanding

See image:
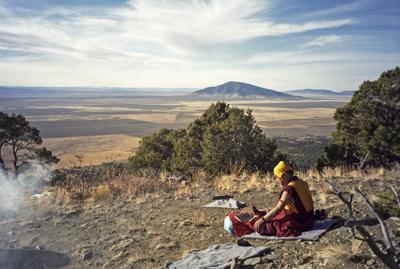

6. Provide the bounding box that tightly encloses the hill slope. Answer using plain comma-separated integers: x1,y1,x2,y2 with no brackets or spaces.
194,81,296,98
286,89,354,97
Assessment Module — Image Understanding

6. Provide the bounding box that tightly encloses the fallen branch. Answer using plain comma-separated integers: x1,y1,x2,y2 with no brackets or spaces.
389,184,400,209
355,187,394,254
326,181,399,269
327,181,355,235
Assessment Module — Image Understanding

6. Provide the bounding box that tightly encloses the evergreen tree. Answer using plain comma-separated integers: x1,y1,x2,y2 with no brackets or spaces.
318,67,400,169
0,113,59,175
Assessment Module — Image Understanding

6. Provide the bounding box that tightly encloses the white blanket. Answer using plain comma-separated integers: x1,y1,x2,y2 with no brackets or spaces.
202,198,245,209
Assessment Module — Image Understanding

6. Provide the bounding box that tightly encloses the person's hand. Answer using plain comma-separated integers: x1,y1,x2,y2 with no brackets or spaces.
254,218,264,232
252,205,260,215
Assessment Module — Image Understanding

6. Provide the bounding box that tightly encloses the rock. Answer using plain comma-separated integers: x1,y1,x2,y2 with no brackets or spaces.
262,252,277,261
230,257,241,269
243,257,261,266
62,207,81,217
366,259,374,265
154,241,178,250
178,221,190,227
81,251,93,260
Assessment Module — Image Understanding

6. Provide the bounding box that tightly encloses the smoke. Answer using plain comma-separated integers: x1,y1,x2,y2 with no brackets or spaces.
0,164,52,219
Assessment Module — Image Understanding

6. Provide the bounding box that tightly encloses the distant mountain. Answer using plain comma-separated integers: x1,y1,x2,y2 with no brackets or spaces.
193,81,296,98
285,89,354,97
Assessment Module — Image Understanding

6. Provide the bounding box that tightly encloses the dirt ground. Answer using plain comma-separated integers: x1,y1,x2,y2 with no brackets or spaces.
0,174,398,269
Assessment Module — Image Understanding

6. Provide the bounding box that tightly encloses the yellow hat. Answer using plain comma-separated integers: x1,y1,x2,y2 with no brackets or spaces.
273,161,292,178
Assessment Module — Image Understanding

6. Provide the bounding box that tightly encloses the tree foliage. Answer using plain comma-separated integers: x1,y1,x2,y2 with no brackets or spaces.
318,67,400,169
128,128,186,173
129,102,282,177
0,112,59,175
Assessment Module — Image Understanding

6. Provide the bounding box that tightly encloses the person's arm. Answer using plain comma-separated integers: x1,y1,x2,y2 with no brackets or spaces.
260,191,291,222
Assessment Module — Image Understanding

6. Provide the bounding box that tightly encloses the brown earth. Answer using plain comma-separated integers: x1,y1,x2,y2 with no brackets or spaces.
0,174,398,269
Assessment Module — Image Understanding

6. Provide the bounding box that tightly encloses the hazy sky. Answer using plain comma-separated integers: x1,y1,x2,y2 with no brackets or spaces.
0,0,399,90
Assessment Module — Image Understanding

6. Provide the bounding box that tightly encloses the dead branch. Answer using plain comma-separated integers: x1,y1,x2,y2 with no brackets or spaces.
353,151,370,170
327,181,355,236
326,181,399,269
355,187,394,254
389,184,400,209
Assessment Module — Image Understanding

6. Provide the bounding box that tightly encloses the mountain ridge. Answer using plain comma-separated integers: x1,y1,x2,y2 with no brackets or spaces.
285,89,354,97
193,81,296,99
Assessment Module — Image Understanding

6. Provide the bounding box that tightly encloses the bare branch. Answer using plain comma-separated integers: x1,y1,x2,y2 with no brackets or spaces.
327,181,399,269
390,184,400,209
352,151,370,170
326,181,354,220
355,225,398,269
355,187,394,253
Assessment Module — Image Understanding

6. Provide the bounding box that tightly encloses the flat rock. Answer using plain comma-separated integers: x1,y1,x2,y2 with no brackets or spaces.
243,256,261,266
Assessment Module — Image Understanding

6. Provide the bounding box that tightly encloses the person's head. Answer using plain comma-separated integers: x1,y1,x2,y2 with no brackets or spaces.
273,161,293,185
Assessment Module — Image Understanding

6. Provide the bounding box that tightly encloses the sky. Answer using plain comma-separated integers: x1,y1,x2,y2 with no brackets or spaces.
0,0,399,91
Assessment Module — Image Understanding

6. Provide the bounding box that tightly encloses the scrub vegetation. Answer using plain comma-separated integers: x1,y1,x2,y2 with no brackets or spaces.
128,102,287,177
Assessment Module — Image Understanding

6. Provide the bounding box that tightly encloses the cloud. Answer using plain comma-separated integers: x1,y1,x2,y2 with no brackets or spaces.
306,0,373,17
244,49,400,66
0,0,378,89
305,35,344,47
0,0,355,61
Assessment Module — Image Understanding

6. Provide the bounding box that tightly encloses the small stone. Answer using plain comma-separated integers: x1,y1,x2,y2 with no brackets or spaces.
178,221,190,227
81,251,93,260
243,257,261,266
366,259,374,265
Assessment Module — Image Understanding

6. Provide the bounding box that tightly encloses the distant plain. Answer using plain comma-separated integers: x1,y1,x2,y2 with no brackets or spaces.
0,88,350,168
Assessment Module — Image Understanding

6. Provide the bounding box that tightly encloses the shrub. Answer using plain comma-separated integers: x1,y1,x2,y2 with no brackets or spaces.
127,128,185,173
129,102,282,177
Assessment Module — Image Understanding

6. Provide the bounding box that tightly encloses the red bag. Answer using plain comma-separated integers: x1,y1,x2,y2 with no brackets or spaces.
226,210,261,237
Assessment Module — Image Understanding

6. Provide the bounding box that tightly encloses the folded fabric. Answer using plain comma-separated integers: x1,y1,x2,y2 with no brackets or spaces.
166,243,269,269
243,218,339,241
202,198,246,209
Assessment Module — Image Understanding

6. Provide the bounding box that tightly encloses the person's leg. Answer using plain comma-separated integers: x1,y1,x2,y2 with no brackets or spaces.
255,221,276,235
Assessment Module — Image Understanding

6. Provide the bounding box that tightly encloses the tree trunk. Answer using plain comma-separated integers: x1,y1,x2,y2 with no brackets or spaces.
12,143,18,177
0,142,4,171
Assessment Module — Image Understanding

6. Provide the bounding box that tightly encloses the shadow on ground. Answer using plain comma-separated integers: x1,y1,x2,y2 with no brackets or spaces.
0,248,70,269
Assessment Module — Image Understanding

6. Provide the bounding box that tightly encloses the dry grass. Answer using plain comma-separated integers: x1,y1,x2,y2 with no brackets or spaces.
316,244,350,266
215,170,278,194
89,184,111,201
53,164,181,202
108,174,178,198
191,209,208,227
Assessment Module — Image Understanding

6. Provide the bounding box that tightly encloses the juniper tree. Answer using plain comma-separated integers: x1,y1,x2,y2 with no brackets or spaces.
318,67,400,169
0,113,59,176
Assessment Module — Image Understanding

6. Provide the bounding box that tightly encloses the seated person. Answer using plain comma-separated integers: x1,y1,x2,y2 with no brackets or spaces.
253,161,314,237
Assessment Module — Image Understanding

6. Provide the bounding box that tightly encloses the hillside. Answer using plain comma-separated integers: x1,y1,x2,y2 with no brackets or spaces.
285,89,354,97
0,165,398,269
193,81,297,99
